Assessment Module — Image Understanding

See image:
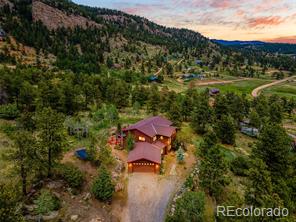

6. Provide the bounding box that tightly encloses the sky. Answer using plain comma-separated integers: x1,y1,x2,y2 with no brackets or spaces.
73,0,296,43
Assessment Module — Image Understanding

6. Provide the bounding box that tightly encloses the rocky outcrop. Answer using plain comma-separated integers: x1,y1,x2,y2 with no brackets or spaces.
32,1,102,30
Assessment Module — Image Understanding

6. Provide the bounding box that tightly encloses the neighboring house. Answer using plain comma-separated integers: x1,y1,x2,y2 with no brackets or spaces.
123,116,176,173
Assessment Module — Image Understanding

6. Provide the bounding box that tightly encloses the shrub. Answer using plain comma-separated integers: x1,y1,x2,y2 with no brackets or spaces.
34,189,60,215
230,156,251,177
176,147,185,163
57,163,84,189
167,191,205,222
0,103,19,119
91,167,114,201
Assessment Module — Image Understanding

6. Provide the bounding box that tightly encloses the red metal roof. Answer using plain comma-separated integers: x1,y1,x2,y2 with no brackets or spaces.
123,116,175,138
127,142,161,164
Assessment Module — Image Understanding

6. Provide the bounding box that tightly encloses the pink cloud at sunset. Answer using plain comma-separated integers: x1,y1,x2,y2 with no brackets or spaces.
73,0,296,43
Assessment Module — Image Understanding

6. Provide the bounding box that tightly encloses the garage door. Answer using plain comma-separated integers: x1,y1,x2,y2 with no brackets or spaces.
132,163,155,173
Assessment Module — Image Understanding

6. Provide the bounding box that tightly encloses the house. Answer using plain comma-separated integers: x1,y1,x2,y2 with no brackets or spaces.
123,116,176,173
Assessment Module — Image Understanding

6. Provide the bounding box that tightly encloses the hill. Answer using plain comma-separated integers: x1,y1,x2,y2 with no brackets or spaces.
213,39,296,55
0,0,295,73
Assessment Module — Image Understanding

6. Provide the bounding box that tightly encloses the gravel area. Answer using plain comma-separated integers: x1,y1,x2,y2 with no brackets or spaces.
124,173,177,222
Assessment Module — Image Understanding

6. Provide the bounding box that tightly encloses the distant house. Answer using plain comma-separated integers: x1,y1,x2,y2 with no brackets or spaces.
123,116,176,173
240,126,259,137
209,88,220,96
181,73,205,81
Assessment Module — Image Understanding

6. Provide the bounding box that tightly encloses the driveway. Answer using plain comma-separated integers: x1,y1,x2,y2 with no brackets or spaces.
123,173,178,222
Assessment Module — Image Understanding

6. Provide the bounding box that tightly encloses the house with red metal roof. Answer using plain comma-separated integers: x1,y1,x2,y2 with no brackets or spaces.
123,116,176,173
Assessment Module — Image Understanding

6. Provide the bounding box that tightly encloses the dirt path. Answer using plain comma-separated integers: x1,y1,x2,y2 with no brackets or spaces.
251,76,296,97
195,78,250,86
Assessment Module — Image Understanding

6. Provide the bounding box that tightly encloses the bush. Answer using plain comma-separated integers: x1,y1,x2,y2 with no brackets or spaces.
91,167,114,201
56,163,84,189
0,103,19,119
230,156,251,177
166,191,205,222
34,189,60,215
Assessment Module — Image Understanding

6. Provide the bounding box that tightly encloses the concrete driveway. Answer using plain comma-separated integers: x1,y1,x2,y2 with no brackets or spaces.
123,173,178,222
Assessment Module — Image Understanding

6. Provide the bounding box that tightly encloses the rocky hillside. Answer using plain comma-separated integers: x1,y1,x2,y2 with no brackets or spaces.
32,1,101,30
0,0,295,73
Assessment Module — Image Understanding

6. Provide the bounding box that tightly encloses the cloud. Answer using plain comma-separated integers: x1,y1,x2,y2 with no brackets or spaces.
247,16,285,28
266,36,296,44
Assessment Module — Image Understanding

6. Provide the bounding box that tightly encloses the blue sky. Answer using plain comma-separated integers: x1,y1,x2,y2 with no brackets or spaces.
73,0,296,43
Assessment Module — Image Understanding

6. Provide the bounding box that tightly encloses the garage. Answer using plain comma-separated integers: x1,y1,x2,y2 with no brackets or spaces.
127,142,161,174
130,161,158,173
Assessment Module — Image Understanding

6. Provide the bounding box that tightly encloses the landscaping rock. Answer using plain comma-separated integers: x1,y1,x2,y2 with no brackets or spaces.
115,183,124,192
83,192,91,201
71,215,79,221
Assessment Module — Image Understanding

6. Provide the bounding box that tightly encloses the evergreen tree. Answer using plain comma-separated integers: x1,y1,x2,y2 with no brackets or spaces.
249,110,261,129
199,143,229,199
191,96,212,134
167,101,183,127
36,107,65,177
10,131,37,196
245,159,282,208
215,115,236,145
91,167,115,201
253,123,292,180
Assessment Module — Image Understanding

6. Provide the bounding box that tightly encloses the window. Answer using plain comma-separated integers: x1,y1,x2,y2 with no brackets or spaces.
153,136,157,141
139,136,145,141
160,136,163,140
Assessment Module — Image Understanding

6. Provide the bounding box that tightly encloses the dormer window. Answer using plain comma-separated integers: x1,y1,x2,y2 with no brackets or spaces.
139,136,146,141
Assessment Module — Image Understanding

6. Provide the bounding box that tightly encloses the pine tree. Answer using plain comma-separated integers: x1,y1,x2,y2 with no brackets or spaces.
253,123,292,180
36,107,65,177
91,167,115,201
199,143,229,199
215,115,236,145
191,96,212,134
245,159,282,207
10,131,37,196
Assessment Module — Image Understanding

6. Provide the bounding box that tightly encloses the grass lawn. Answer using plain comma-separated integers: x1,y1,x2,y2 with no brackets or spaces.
163,78,188,93
193,79,271,96
263,81,296,98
